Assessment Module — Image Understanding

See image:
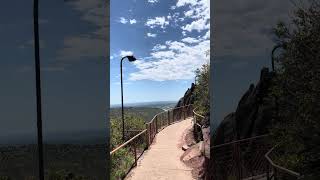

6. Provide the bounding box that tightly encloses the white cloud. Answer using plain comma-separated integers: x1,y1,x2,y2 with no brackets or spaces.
129,19,137,24
176,0,198,7
152,44,167,51
120,50,134,57
182,18,209,32
203,30,210,39
145,16,169,29
119,17,128,24
184,9,194,17
121,0,211,82
181,37,200,43
130,40,209,81
110,55,114,60
147,0,159,3
147,33,157,37
177,0,210,32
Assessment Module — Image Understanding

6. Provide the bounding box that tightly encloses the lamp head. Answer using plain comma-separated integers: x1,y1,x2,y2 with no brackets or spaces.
126,55,136,62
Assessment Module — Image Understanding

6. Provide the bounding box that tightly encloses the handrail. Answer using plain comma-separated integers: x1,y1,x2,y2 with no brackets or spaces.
265,145,301,178
193,107,205,119
211,134,270,179
192,107,205,127
110,129,147,155
146,104,193,125
110,104,195,179
211,134,269,148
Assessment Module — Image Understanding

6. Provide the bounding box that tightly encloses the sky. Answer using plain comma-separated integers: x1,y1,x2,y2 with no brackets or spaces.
110,0,210,105
0,0,108,142
211,0,296,129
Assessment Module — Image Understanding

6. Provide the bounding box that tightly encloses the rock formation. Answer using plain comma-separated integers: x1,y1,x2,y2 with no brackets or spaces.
213,67,275,145
177,82,210,180
176,83,196,107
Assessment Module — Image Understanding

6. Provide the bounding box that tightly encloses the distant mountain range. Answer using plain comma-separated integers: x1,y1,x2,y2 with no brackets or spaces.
110,101,177,110
0,101,178,146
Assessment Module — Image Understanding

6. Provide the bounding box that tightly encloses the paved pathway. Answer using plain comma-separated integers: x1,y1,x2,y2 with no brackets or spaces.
125,118,194,180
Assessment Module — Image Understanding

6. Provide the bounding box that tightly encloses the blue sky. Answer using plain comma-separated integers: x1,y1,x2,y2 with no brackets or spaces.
0,0,108,139
110,0,210,105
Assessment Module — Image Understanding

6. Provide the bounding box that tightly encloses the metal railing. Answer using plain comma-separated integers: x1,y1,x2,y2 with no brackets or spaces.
193,108,205,142
211,134,271,180
265,146,302,180
110,130,148,179
110,104,194,179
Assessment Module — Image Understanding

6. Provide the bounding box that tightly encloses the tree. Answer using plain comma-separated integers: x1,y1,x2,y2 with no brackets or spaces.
269,1,320,178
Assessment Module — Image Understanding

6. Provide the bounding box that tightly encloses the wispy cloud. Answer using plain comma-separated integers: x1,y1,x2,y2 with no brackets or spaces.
128,0,210,82
119,50,134,57
129,19,137,24
130,39,209,81
147,33,157,37
181,37,200,44
119,17,128,24
147,0,159,4
145,16,169,29
152,44,167,51
179,0,210,33
54,0,107,64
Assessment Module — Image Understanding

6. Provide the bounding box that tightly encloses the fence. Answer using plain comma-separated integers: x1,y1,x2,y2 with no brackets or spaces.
193,108,205,142
110,104,194,179
265,146,301,180
211,134,271,180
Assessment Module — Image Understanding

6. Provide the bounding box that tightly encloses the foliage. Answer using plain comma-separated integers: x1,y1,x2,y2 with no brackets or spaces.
0,176,11,180
110,107,163,124
110,111,153,179
269,1,320,178
110,114,146,149
47,170,88,180
110,148,134,180
194,63,210,116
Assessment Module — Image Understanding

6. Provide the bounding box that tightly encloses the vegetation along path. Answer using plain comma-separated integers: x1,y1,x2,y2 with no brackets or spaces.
125,117,194,180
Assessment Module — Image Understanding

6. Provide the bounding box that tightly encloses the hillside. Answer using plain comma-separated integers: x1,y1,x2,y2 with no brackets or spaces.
110,107,164,123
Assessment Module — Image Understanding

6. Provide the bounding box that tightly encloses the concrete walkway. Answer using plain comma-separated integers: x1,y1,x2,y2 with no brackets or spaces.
125,118,195,180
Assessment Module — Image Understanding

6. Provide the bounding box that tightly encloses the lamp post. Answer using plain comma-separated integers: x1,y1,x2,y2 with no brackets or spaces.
271,44,283,125
33,0,44,179
271,44,282,72
120,55,137,142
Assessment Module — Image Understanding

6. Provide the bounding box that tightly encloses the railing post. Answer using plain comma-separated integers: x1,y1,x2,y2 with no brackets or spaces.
267,163,270,180
167,110,170,125
134,141,137,167
155,116,158,133
234,142,241,180
146,124,149,148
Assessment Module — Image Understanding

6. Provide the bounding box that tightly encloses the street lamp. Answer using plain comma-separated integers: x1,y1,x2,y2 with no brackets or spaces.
271,44,282,72
33,0,44,179
271,44,284,125
120,55,136,142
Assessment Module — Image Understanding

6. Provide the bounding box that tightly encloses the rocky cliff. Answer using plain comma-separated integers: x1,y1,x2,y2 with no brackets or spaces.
213,67,275,145
177,83,210,179
176,83,196,107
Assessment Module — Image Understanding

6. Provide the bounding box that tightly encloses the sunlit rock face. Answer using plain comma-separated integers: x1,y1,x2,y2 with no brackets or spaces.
176,83,196,107
213,67,275,145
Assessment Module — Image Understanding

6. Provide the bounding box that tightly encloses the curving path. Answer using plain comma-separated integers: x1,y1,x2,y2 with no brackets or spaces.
125,117,195,180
